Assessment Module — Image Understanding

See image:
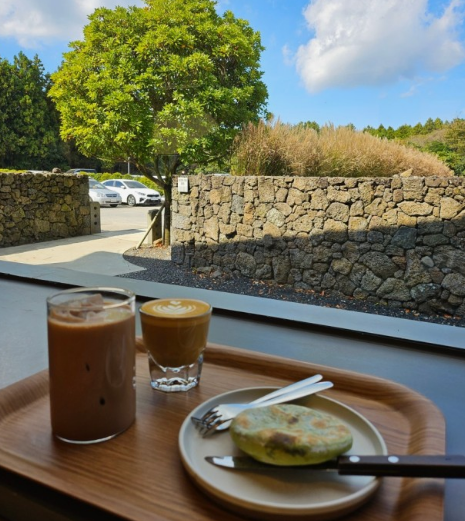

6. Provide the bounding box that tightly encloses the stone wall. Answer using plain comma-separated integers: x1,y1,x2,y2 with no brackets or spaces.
171,175,465,317
0,172,92,247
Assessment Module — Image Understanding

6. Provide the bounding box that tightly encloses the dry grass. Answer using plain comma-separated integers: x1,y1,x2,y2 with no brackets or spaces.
231,120,453,177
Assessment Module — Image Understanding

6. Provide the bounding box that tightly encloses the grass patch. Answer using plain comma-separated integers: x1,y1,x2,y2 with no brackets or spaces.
232,120,453,177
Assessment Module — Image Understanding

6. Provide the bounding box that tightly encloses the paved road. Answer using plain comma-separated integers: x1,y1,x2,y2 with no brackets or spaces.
100,205,160,232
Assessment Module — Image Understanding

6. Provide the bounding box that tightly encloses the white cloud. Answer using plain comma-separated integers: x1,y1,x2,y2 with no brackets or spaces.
0,0,143,48
295,0,465,93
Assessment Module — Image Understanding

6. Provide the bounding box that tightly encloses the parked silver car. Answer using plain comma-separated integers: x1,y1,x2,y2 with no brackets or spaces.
89,178,122,207
102,179,162,206
66,168,97,174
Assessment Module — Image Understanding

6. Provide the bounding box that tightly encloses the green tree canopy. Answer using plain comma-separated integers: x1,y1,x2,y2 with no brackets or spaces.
446,119,465,155
0,52,63,169
49,0,268,243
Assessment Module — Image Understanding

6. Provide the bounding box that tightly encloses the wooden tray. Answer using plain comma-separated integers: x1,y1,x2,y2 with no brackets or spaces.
0,342,445,521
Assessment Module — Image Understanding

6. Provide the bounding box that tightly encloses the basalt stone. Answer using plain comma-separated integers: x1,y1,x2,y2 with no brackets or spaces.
272,256,291,283
440,197,462,219
313,245,332,262
334,274,356,296
236,252,257,277
323,219,348,242
367,230,384,244
258,178,275,203
398,201,433,216
287,187,307,206
433,248,465,275
331,257,352,275
341,241,361,263
422,234,449,247
417,218,443,235
442,273,465,297
321,272,336,288
172,213,191,230
410,283,441,302
451,236,465,250
256,264,273,279
263,221,281,238
275,202,292,216
404,251,432,286
289,249,306,268
266,208,286,228
231,195,244,215
302,269,322,286
349,263,366,286
376,279,411,301
326,202,350,222
310,189,329,210
361,270,382,292
348,217,368,241
360,251,397,278
204,218,219,241
391,227,417,249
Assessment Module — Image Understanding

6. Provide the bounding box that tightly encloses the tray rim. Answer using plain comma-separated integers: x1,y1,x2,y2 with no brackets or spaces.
0,342,446,521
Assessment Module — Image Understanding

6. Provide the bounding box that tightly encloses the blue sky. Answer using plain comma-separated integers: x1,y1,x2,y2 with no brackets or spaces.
1,0,464,130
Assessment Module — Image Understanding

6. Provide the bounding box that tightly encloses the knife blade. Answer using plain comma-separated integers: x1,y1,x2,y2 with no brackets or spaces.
205,455,465,478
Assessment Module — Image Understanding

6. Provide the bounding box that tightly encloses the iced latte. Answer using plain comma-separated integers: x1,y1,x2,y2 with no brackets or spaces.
140,298,211,392
47,288,136,443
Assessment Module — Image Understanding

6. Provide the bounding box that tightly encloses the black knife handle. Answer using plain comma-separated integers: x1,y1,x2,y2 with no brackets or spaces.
337,455,465,478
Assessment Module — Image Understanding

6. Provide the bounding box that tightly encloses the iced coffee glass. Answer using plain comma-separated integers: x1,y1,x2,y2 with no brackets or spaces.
139,298,212,392
47,287,136,444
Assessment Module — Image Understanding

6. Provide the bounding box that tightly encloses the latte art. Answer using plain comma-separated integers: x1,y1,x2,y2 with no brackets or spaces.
154,300,196,315
141,298,211,319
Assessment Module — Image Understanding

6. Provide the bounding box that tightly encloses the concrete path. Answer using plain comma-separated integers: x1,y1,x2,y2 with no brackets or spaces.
0,230,146,275
0,205,153,276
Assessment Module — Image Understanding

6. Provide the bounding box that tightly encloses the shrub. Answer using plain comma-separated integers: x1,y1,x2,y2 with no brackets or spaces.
231,120,453,177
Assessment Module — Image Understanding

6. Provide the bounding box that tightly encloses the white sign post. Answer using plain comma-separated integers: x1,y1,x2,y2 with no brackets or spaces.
178,177,189,193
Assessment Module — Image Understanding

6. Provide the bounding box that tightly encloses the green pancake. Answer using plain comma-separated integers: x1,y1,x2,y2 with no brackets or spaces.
230,404,353,466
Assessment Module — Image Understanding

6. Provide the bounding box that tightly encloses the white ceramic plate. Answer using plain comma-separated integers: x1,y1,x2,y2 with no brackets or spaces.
179,387,388,520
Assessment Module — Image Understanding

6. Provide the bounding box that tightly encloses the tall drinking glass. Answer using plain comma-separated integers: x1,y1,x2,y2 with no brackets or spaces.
47,287,136,444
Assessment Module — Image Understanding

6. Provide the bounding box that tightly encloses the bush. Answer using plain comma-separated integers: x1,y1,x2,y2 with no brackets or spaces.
231,120,453,177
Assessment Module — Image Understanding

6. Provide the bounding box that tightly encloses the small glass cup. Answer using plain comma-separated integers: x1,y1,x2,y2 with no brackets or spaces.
139,298,212,392
47,287,136,444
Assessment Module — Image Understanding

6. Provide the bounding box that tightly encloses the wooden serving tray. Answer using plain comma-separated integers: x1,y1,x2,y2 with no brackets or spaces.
0,342,445,521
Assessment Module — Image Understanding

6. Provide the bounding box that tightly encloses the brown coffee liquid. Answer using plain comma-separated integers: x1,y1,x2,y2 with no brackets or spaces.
140,299,211,368
48,306,135,442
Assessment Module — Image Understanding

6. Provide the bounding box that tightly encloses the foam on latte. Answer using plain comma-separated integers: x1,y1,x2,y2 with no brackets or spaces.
140,299,211,318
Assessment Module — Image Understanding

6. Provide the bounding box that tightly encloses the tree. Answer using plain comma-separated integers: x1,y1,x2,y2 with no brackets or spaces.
446,119,465,155
297,120,320,133
0,53,64,169
49,0,268,244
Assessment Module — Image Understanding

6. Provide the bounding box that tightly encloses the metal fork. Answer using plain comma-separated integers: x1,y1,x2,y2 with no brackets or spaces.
191,378,333,437
191,374,323,432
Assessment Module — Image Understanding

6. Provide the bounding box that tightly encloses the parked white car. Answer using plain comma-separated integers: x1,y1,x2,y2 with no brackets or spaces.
102,179,162,206
89,178,122,207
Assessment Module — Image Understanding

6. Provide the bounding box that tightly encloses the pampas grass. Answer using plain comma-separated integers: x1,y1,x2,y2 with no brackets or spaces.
231,120,453,177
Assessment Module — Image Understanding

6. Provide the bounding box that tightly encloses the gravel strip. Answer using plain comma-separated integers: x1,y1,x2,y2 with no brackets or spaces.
120,245,465,328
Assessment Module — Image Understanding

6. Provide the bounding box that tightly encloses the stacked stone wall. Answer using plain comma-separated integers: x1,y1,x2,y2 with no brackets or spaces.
172,175,465,317
0,172,91,247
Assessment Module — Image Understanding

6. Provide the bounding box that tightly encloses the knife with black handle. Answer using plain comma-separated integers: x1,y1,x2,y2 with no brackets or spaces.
206,455,465,478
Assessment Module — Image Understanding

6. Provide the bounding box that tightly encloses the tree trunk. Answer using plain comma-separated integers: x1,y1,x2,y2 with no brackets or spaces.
136,153,181,247
162,183,172,247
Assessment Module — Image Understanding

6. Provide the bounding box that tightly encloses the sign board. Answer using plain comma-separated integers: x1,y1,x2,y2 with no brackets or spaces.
178,177,189,193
